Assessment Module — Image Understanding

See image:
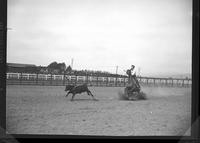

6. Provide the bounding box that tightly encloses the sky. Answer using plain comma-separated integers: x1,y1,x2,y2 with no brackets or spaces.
7,0,192,77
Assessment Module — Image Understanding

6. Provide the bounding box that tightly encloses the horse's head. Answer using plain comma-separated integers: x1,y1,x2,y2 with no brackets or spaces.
65,85,74,91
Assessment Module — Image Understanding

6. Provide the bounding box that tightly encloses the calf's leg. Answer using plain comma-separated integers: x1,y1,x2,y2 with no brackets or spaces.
66,91,71,97
87,90,98,101
71,93,76,101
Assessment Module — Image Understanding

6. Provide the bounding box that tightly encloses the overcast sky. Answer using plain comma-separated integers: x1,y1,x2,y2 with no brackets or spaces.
7,0,192,76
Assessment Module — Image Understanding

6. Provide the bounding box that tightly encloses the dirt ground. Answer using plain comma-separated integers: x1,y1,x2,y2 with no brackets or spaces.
6,85,191,136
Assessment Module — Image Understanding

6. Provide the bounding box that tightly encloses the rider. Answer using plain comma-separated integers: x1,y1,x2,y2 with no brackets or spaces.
126,65,140,93
126,65,135,83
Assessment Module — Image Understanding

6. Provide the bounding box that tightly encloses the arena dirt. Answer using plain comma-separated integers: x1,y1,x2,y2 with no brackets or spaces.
6,85,191,136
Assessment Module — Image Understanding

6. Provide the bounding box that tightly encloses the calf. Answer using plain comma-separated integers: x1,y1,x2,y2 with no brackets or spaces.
65,84,98,101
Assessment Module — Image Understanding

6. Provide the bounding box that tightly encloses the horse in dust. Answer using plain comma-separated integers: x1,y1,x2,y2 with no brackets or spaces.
120,65,147,100
65,83,98,101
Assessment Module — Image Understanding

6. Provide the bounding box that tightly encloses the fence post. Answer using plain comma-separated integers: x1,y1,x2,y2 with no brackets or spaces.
115,76,118,87
176,79,179,87
17,73,20,79
86,74,88,84
20,72,22,85
182,79,184,87
63,71,66,86
75,75,77,85
105,76,107,87
50,73,53,85
146,78,149,85
124,77,126,87
159,79,161,86
36,73,38,85
96,76,98,86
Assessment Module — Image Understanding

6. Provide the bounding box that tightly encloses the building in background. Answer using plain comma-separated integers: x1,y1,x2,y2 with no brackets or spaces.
7,63,37,73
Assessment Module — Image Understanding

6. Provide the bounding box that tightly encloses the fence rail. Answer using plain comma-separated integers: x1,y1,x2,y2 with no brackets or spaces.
6,72,192,87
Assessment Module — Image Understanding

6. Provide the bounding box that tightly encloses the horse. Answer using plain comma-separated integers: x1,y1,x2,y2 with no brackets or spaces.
64,83,98,101
125,73,141,99
126,74,140,92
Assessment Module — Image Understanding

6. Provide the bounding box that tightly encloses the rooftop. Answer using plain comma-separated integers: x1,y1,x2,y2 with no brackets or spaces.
7,63,36,68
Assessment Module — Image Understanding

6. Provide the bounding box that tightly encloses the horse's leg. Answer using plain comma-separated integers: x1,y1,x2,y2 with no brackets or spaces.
71,93,75,101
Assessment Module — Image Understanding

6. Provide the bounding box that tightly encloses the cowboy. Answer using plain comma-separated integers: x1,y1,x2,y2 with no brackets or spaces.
126,65,135,82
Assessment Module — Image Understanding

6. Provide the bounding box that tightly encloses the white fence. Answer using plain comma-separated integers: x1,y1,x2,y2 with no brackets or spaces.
6,72,192,87
6,73,127,83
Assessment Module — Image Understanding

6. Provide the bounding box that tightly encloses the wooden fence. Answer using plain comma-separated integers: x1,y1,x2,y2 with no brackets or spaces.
6,72,192,87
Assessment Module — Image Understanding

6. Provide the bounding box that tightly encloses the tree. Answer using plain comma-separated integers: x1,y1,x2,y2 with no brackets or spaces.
47,61,66,74
48,61,58,69
66,65,72,74
58,63,66,72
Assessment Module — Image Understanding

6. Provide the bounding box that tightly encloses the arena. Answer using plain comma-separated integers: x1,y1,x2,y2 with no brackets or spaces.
6,85,191,136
